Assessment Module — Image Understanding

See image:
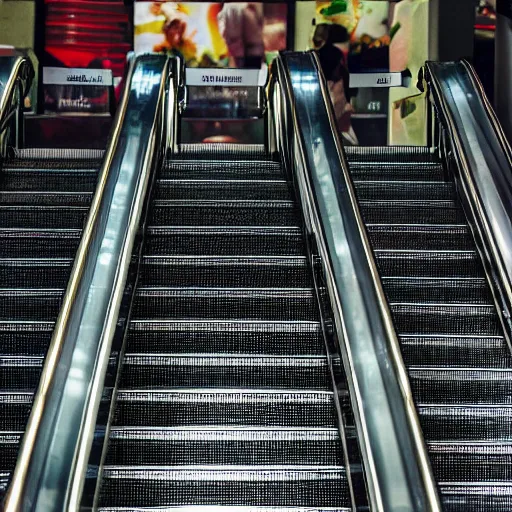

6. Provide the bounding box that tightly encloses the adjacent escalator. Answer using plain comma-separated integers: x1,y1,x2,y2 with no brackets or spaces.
346,145,512,512
98,143,353,510
0,148,101,499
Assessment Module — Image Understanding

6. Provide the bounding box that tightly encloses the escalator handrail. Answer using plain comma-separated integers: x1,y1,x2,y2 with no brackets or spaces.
425,60,512,350
0,51,33,157
272,51,441,512
3,53,172,512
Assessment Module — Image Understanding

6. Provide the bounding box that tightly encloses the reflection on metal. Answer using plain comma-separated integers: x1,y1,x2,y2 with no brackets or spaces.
3,53,171,512
271,51,441,512
0,50,34,157
425,60,512,352
495,8,512,141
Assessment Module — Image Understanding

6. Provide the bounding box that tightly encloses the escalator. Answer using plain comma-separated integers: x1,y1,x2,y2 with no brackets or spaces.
346,145,512,511
0,148,100,499
97,143,354,510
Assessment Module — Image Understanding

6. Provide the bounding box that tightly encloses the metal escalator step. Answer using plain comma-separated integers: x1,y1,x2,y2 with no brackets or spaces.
354,181,455,201
106,427,342,466
0,392,33,430
145,227,305,256
0,321,54,356
0,191,93,206
390,303,500,335
178,143,267,159
367,224,473,251
345,145,436,163
439,482,512,512
0,229,82,258
163,159,283,179
127,320,324,355
99,466,349,508
150,200,300,227
138,256,311,288
408,367,512,404
155,180,291,201
0,289,64,320
0,432,22,468
120,355,330,389
418,404,512,441
382,277,491,304
400,335,512,368
428,441,512,482
0,356,43,390
0,471,10,498
133,288,317,321
113,390,337,427
0,169,98,192
11,148,104,161
0,258,73,287
98,506,352,511
375,250,483,278
348,162,445,181
359,200,465,224
0,205,89,229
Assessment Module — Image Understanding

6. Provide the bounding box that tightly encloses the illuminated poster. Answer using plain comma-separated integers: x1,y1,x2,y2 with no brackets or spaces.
134,2,287,67
43,0,132,113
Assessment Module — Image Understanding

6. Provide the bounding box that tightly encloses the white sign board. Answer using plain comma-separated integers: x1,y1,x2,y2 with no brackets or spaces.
186,67,268,87
43,67,113,86
349,72,406,88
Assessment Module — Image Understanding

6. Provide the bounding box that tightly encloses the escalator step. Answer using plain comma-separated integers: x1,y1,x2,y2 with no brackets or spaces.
0,356,43,390
400,335,512,368
345,145,436,163
367,224,473,251
428,442,512,482
150,200,300,227
0,289,64,320
0,321,54,356
354,181,455,201
359,200,465,224
0,392,33,430
0,258,73,288
163,159,283,179
127,320,324,355
138,256,311,288
0,206,89,229
0,229,82,258
0,432,22,468
113,390,337,427
99,466,349,508
178,143,267,160
408,367,512,404
99,507,352,512
439,483,512,512
133,287,318,321
155,179,291,201
120,355,330,389
145,226,305,256
0,191,93,206
10,147,104,161
106,427,342,466
348,162,445,181
375,250,483,278
382,277,491,304
0,170,98,192
418,404,512,441
390,303,500,335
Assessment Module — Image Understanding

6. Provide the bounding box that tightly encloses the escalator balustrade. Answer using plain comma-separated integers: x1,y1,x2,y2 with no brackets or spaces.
0,148,100,499
98,143,353,510
346,145,512,512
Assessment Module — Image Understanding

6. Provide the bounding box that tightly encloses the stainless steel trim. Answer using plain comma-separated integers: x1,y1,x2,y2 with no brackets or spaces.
272,51,441,511
3,53,171,512
0,51,34,157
